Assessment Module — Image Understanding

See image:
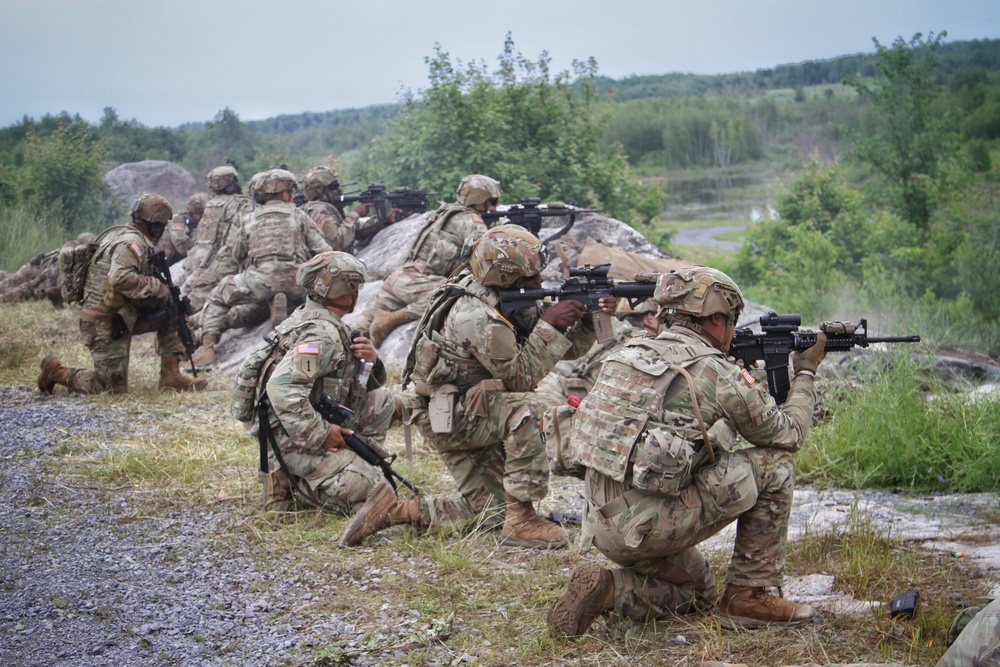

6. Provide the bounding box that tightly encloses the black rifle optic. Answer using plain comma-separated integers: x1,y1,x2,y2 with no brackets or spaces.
496,263,656,344
149,250,199,377
729,312,921,403
312,393,419,495
482,197,597,245
335,183,436,235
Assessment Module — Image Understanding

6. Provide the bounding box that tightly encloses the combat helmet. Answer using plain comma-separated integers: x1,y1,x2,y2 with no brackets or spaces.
206,165,240,194
255,169,298,196
130,193,173,239
468,224,547,289
296,251,368,305
654,266,744,323
616,297,659,320
455,174,501,207
302,166,340,202
185,192,210,216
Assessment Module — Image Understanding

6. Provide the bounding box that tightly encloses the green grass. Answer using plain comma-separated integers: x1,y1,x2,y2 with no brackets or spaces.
799,352,1000,492
0,203,70,272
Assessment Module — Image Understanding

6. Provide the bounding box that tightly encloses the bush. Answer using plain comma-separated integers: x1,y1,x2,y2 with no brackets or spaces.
0,203,70,272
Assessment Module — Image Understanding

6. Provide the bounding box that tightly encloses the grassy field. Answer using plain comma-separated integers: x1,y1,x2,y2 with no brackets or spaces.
3,298,995,666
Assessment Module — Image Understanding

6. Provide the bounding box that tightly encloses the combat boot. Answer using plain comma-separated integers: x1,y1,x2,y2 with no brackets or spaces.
717,584,817,629
158,355,208,392
340,480,421,546
191,334,219,367
45,285,64,308
262,469,295,512
547,562,615,638
270,292,288,328
38,354,70,394
499,492,568,549
369,309,418,347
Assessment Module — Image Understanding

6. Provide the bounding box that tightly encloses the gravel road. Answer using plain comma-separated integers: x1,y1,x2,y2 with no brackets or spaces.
671,225,744,251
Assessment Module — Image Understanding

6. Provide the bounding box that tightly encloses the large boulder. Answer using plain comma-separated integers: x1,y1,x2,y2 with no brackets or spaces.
104,160,198,212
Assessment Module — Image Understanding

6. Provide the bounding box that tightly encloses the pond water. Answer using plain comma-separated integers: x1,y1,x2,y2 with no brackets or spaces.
663,169,781,221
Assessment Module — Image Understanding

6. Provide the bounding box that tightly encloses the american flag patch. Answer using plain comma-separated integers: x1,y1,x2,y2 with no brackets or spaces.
297,342,320,354
129,243,143,258
741,368,756,385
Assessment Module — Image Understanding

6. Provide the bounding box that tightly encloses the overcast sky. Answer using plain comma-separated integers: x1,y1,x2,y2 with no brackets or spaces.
2,0,998,129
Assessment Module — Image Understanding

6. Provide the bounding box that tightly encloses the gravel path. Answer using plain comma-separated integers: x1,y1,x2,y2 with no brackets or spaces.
0,386,420,667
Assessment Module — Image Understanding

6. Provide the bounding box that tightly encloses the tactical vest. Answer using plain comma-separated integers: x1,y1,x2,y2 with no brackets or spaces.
80,226,152,313
192,194,247,268
58,225,126,305
245,204,300,266
405,203,474,276
232,307,362,424
403,271,498,395
570,335,722,497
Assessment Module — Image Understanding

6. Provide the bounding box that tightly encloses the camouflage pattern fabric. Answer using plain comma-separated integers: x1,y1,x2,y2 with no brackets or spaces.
182,193,250,310
64,224,184,393
934,595,1000,667
300,200,357,252
0,248,60,303
354,204,486,329
405,270,597,527
575,326,817,621
200,200,332,337
155,213,196,266
255,299,394,514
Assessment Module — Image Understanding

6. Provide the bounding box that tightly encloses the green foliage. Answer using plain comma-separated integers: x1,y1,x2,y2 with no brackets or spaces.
0,203,69,272
799,354,1000,492
844,32,971,230
363,36,648,222
97,107,188,163
17,122,112,232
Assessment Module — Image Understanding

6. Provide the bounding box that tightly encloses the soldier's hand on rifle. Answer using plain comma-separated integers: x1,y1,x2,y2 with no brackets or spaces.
154,281,172,304
323,424,354,452
388,208,405,223
354,204,369,217
793,331,827,375
541,299,585,331
596,296,618,315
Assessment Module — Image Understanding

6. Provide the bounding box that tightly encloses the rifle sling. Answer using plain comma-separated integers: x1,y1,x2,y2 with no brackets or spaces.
256,392,344,514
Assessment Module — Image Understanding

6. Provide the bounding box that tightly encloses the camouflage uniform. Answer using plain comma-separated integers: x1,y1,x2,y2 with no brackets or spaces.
934,596,1000,667
182,192,250,311
402,269,597,527
246,298,395,513
300,200,360,252
199,199,332,338
59,223,187,393
353,203,487,330
572,325,817,620
157,213,197,267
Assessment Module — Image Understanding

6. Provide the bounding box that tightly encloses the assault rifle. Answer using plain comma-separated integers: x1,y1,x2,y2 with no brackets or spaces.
312,393,419,494
496,263,656,344
482,198,597,244
335,183,436,230
729,312,921,403
149,250,199,377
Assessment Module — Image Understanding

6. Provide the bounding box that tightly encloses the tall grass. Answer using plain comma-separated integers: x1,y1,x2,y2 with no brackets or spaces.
799,352,1000,492
0,202,70,271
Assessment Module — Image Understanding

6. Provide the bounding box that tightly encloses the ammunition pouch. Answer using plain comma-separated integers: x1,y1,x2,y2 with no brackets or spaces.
110,314,128,340
428,383,459,434
630,426,695,497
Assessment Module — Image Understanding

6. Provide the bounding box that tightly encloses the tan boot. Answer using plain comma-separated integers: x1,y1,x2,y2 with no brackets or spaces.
340,480,421,546
270,292,288,328
38,354,70,394
158,355,208,392
262,469,295,512
191,334,219,367
369,309,418,347
717,584,817,629
547,562,615,638
499,492,568,549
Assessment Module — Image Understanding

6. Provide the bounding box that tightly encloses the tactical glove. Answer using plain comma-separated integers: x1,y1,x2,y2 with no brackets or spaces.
793,331,827,375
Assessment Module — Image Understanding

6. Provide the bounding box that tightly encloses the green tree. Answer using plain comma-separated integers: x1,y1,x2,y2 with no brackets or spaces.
843,32,968,231
363,35,650,222
18,122,111,231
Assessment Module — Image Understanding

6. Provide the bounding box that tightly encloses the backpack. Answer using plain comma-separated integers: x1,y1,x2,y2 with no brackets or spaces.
57,226,126,305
